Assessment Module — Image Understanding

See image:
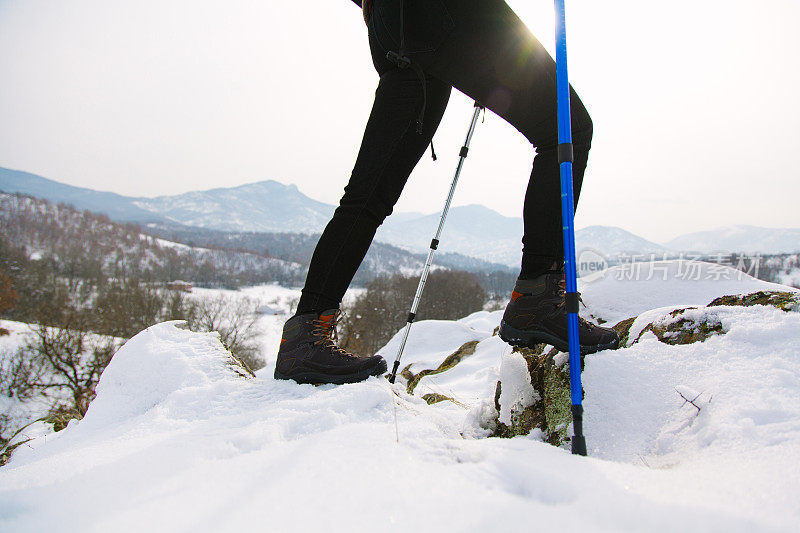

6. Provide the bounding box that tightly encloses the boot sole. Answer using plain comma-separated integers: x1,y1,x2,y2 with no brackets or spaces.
498,320,618,355
274,359,388,385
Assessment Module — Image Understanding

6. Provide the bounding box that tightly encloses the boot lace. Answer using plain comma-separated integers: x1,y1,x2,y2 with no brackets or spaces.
311,311,359,358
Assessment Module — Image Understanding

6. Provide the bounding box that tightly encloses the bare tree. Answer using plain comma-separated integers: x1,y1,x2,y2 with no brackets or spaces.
0,272,16,317
185,295,263,371
1,346,46,402
23,320,119,417
0,317,121,465
341,270,487,355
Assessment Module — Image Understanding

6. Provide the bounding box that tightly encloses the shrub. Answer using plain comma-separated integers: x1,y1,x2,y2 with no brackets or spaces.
185,295,263,371
340,270,486,355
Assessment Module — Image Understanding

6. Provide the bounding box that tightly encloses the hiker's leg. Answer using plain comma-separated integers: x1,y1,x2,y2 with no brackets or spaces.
297,68,451,314
377,0,592,278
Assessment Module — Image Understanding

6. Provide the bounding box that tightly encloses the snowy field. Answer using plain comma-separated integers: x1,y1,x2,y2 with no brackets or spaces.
1,261,799,532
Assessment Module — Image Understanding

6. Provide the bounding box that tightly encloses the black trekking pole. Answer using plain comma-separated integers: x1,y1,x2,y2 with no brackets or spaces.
387,101,484,384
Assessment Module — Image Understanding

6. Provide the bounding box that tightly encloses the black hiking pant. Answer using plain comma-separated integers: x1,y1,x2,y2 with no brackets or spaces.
298,0,592,314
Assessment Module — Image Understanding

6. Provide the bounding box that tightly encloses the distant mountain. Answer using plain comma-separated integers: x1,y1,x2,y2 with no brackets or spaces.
665,225,800,254
0,167,165,223
0,168,523,264
0,192,306,288
0,167,332,233
378,216,672,266
6,166,796,267
377,204,524,266
132,181,335,233
575,225,671,261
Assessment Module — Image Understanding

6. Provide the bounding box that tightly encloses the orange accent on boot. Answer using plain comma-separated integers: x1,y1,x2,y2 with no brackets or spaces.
318,313,336,325
511,290,524,301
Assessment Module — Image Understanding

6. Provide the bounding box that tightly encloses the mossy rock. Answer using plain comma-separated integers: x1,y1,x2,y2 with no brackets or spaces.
541,355,573,446
612,316,636,348
492,379,545,439
404,340,479,395
634,308,724,345
421,393,455,405
708,290,799,312
491,345,574,446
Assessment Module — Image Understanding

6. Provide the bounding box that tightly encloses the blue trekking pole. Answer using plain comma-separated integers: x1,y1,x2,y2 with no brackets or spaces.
554,0,587,456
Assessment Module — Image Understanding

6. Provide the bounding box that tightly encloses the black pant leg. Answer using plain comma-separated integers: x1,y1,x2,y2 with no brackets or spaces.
382,0,593,275
298,68,451,314
300,0,595,313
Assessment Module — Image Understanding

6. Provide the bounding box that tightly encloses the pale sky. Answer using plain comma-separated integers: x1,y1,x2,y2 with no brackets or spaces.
1,0,798,243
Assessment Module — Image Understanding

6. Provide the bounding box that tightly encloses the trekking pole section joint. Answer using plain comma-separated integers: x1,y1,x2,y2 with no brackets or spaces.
558,142,574,164
565,291,579,314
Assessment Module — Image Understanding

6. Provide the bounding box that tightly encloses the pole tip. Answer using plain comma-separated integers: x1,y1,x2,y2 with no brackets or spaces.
387,360,400,384
571,435,587,456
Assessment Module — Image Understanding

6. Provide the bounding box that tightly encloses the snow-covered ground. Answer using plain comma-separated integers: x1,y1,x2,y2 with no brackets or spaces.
1,261,799,532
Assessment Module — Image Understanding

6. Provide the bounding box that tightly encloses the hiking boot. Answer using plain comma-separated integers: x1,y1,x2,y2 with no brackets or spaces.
274,309,387,384
499,268,619,355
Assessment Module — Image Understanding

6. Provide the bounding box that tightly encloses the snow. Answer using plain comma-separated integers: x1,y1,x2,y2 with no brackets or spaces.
779,267,800,288
579,259,794,324
153,237,195,251
583,303,800,524
2,264,800,531
665,225,800,254
497,350,537,426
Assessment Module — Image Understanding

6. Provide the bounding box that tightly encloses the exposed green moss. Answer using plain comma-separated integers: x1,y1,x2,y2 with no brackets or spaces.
633,308,724,345
708,291,799,312
542,356,573,446
491,345,573,446
612,316,636,348
405,340,479,395
421,393,455,405
517,343,548,358
492,380,545,439
400,363,415,384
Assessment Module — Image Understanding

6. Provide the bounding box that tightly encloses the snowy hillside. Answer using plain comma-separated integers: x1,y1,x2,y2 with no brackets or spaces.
0,192,305,283
377,212,671,267
0,167,163,223
5,166,799,266
377,204,524,266
1,261,798,531
132,181,335,233
665,224,800,254
575,225,670,258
